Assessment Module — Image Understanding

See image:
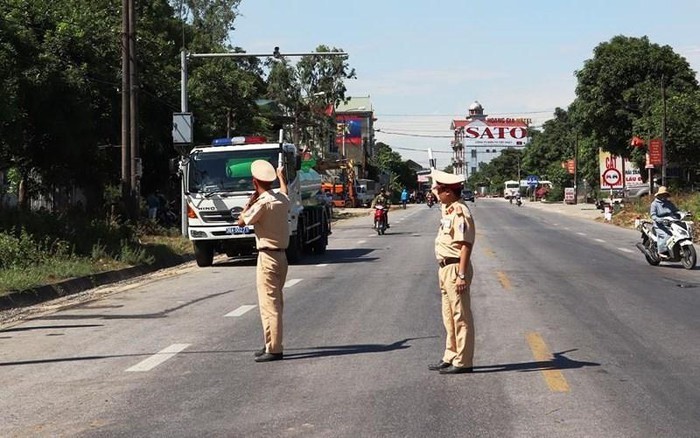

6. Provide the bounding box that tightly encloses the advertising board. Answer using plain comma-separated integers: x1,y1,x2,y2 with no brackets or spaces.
599,149,624,189
463,118,529,147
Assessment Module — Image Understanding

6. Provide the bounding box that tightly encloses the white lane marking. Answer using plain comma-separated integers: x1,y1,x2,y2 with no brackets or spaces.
367,234,375,237
224,305,256,317
316,263,328,267
577,232,587,236
125,344,190,372
284,278,303,288
594,238,606,243
357,240,367,244
618,247,634,253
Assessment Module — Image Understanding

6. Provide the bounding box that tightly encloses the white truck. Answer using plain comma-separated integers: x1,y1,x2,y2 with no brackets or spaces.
503,180,520,199
355,178,377,207
181,135,331,267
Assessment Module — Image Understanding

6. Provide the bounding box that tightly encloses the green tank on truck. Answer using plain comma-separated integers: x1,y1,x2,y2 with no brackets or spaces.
182,136,331,267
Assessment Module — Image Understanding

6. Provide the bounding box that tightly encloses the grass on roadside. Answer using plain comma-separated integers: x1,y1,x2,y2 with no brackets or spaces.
0,209,192,296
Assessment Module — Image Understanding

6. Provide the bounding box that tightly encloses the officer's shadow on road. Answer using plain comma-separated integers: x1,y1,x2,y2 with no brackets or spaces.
472,349,600,374
282,337,433,360
296,248,378,265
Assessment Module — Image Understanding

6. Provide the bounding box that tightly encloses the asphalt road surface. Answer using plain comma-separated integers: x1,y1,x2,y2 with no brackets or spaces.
1,199,699,437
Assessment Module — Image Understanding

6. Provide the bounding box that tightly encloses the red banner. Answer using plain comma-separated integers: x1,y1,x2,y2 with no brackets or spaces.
648,138,663,166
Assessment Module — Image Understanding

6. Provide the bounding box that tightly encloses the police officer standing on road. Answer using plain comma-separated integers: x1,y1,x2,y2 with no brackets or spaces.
237,160,290,362
428,170,476,374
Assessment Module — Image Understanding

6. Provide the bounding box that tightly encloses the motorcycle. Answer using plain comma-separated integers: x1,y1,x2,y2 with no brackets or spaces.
374,205,388,235
426,197,435,208
515,196,522,207
635,211,696,269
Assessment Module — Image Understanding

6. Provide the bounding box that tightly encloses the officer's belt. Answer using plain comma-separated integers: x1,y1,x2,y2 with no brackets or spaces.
438,257,460,268
258,248,285,252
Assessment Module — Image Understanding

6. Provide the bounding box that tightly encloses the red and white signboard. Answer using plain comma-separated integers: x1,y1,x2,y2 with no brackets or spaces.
624,159,644,187
648,138,663,166
463,118,529,147
599,149,624,189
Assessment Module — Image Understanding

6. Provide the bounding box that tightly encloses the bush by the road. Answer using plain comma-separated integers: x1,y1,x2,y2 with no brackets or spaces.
0,209,190,295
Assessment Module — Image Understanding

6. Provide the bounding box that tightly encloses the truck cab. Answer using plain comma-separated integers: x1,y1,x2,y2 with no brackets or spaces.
182,136,330,267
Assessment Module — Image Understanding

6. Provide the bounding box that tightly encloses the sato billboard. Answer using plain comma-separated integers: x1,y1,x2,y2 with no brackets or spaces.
463,118,529,147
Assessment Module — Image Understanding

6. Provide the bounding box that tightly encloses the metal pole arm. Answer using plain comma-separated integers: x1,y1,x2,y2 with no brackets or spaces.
189,51,348,59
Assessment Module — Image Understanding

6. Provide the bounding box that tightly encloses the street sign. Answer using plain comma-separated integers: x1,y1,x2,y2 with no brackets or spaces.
602,168,622,187
526,175,539,187
648,138,663,165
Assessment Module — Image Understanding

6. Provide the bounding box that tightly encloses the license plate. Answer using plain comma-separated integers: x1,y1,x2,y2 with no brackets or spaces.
226,226,250,235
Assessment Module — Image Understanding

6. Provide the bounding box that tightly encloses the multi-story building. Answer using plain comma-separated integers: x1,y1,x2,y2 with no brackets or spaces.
334,96,375,179
451,101,529,179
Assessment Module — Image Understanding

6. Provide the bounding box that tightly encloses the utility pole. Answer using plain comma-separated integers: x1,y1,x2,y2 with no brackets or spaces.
573,133,579,204
128,0,139,214
120,0,130,206
661,75,667,187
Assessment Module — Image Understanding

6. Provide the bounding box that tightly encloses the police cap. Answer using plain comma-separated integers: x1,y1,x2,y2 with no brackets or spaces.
431,169,465,187
251,160,277,182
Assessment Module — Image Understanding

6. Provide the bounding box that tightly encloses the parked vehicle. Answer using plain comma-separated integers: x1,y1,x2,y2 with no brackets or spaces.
180,135,331,267
635,211,696,269
462,190,475,202
374,205,387,235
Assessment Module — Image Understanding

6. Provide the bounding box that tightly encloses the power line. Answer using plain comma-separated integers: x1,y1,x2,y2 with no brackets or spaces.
376,130,452,139
391,146,453,154
376,109,556,117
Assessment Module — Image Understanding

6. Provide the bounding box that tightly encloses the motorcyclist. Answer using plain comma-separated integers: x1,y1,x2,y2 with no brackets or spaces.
650,186,680,257
515,192,522,205
371,189,390,228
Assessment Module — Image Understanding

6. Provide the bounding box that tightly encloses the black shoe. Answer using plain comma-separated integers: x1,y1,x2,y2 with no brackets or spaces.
253,347,266,358
428,361,451,371
255,352,283,362
439,365,473,374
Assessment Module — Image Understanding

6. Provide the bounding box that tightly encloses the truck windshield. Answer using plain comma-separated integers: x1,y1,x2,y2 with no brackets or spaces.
188,149,279,194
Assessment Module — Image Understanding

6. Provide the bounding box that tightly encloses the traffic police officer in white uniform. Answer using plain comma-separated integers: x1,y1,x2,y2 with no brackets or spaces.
428,169,476,374
238,160,290,362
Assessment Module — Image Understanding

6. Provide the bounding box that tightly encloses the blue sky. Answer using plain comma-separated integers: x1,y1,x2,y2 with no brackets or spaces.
232,0,700,167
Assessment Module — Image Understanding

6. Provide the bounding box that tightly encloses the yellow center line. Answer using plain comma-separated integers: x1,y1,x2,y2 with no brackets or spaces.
496,271,511,290
526,332,570,393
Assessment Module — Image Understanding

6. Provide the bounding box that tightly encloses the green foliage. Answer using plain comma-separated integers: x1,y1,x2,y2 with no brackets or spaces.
574,35,698,158
523,108,574,179
118,239,155,265
370,142,417,193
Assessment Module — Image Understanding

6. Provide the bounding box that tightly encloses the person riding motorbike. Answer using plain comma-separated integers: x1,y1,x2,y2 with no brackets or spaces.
371,190,390,228
426,191,436,207
515,192,522,206
650,186,680,258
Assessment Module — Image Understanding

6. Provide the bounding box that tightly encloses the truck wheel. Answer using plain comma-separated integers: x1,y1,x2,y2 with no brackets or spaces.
286,221,303,264
313,216,328,254
193,241,214,267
